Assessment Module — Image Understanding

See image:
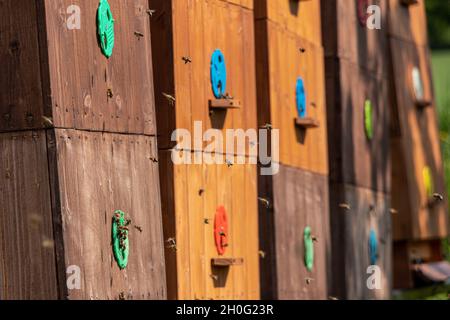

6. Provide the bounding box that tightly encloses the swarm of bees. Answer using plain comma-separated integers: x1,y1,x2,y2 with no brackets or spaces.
114,212,131,251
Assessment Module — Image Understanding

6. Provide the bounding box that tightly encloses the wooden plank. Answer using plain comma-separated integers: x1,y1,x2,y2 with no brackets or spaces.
389,38,448,240
0,130,58,299
255,19,328,174
326,58,391,193
159,150,260,299
43,0,156,134
260,165,329,300
387,0,428,45
53,129,166,299
321,0,389,77
150,0,257,155
329,183,392,300
0,1,45,132
255,0,323,47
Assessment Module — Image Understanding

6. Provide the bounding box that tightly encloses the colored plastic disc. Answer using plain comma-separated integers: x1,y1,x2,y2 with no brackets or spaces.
296,77,307,118
112,210,129,269
214,206,228,256
412,67,424,101
423,166,434,198
369,229,378,265
210,50,227,99
304,226,314,272
97,0,115,58
357,0,369,27
364,100,373,140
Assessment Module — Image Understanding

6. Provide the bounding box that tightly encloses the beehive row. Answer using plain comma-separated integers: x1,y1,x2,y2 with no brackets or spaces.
0,0,447,300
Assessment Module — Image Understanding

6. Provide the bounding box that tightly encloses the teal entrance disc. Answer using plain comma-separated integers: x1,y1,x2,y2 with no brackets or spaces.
97,0,115,58
112,210,129,269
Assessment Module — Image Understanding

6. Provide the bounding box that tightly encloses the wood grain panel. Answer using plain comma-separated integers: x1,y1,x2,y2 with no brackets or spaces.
389,38,448,240
159,150,259,299
255,0,323,47
0,0,45,132
150,0,257,153
329,183,392,300
255,19,328,174
0,130,58,299
326,58,391,193
259,165,330,300
387,0,428,45
43,0,156,134
321,0,388,77
53,129,166,300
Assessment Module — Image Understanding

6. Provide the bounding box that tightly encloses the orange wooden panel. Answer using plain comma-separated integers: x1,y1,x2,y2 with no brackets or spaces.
255,0,323,47
387,0,428,46
255,20,328,173
389,38,448,240
329,183,392,300
160,150,260,299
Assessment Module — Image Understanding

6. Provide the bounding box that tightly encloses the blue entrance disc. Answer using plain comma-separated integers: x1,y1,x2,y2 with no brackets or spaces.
369,229,378,265
296,77,307,118
210,49,227,99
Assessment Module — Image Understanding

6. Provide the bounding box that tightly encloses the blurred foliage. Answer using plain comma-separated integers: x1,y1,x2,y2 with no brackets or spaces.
426,0,450,49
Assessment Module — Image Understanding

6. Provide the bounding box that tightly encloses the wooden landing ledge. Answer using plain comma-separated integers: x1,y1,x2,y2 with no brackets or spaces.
294,117,320,129
415,99,433,109
209,99,241,110
211,258,244,267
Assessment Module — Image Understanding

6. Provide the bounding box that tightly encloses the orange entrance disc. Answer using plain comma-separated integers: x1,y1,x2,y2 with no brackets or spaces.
214,206,228,255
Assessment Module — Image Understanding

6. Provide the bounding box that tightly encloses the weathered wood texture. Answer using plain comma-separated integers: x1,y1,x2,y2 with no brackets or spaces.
329,184,392,300
0,1,46,132
325,58,391,193
321,0,389,77
43,0,157,134
150,0,257,151
387,0,428,46
52,130,166,300
159,151,260,300
255,16,328,174
0,131,59,299
258,165,330,300
254,0,329,300
389,38,448,240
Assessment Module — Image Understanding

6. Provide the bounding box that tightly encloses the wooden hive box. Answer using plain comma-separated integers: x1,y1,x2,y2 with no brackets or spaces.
254,0,330,299
321,0,392,299
387,0,449,289
0,0,166,299
150,0,260,299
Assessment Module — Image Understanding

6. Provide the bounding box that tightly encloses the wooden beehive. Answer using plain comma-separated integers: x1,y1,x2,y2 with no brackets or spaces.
254,0,330,299
0,0,166,299
387,0,449,289
321,0,392,299
150,0,260,299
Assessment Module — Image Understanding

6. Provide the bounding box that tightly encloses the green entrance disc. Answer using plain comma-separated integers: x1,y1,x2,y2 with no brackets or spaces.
112,210,129,270
423,166,434,198
304,226,314,272
364,99,373,140
97,0,115,58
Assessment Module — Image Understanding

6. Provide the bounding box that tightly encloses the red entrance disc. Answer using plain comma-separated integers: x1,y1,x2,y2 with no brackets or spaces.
214,206,228,256
357,0,369,27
